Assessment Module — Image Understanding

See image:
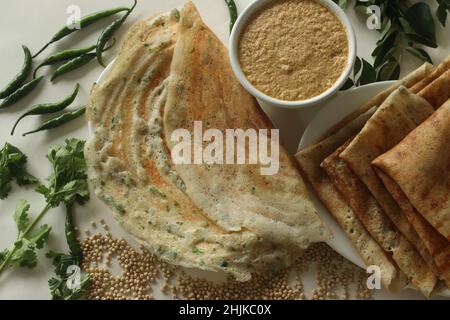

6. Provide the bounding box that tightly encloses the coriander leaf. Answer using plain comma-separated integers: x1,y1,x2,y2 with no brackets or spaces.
0,142,38,199
27,224,51,249
49,273,89,300
16,172,39,186
14,246,38,268
14,199,31,235
0,249,8,264
47,251,78,278
38,139,89,208
0,139,89,276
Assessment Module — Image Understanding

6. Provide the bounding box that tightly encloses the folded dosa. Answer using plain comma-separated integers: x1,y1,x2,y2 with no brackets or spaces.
319,62,434,141
163,2,330,247
417,70,450,109
372,102,450,284
321,142,437,296
295,112,400,290
374,169,450,287
85,2,330,280
340,87,435,261
411,55,450,93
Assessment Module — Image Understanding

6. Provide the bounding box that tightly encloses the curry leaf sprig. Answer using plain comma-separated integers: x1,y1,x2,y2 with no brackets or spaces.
0,142,38,199
334,0,447,85
0,139,89,275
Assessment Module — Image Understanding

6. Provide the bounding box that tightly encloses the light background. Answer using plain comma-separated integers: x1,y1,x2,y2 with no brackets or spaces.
0,0,448,299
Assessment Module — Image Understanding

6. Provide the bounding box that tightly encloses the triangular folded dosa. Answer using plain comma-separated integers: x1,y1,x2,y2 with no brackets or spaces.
163,2,330,247
339,87,435,261
321,141,436,296
295,112,401,290
373,101,450,286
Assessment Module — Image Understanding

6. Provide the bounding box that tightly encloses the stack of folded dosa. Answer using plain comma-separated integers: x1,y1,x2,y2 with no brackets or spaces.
85,2,330,281
297,57,450,296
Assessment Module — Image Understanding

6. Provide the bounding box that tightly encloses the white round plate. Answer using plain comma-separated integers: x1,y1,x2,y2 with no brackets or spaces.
298,82,450,297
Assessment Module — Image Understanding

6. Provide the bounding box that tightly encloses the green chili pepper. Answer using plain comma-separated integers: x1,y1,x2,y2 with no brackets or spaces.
51,54,96,82
65,204,83,262
33,44,97,78
96,0,137,67
33,6,131,58
11,83,80,135
51,39,116,81
0,46,32,99
224,0,238,33
22,106,86,137
0,76,43,109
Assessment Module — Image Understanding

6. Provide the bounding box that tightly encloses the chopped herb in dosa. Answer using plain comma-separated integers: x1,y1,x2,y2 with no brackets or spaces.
295,112,401,290
339,87,435,261
85,2,330,281
321,141,437,296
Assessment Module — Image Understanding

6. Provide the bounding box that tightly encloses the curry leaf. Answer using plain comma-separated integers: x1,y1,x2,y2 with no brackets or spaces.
358,59,377,86
377,59,401,81
340,78,354,91
403,3,437,48
405,47,433,63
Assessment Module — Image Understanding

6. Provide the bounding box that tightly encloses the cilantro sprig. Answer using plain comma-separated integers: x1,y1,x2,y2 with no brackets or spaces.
0,139,89,275
0,142,38,199
0,199,51,269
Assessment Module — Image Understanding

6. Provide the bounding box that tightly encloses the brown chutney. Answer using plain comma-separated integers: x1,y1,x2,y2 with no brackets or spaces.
238,0,349,101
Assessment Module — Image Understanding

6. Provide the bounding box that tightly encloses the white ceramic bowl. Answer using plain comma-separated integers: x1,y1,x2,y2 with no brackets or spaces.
229,0,357,109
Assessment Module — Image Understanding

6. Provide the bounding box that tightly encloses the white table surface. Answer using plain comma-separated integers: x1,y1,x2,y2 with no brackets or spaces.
0,0,449,300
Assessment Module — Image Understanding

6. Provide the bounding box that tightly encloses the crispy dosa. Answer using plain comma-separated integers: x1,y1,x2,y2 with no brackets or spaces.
372,100,450,243
411,55,450,93
374,169,450,287
295,112,400,290
417,70,450,109
319,62,434,141
85,2,330,280
321,142,437,296
163,2,330,246
340,87,435,260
